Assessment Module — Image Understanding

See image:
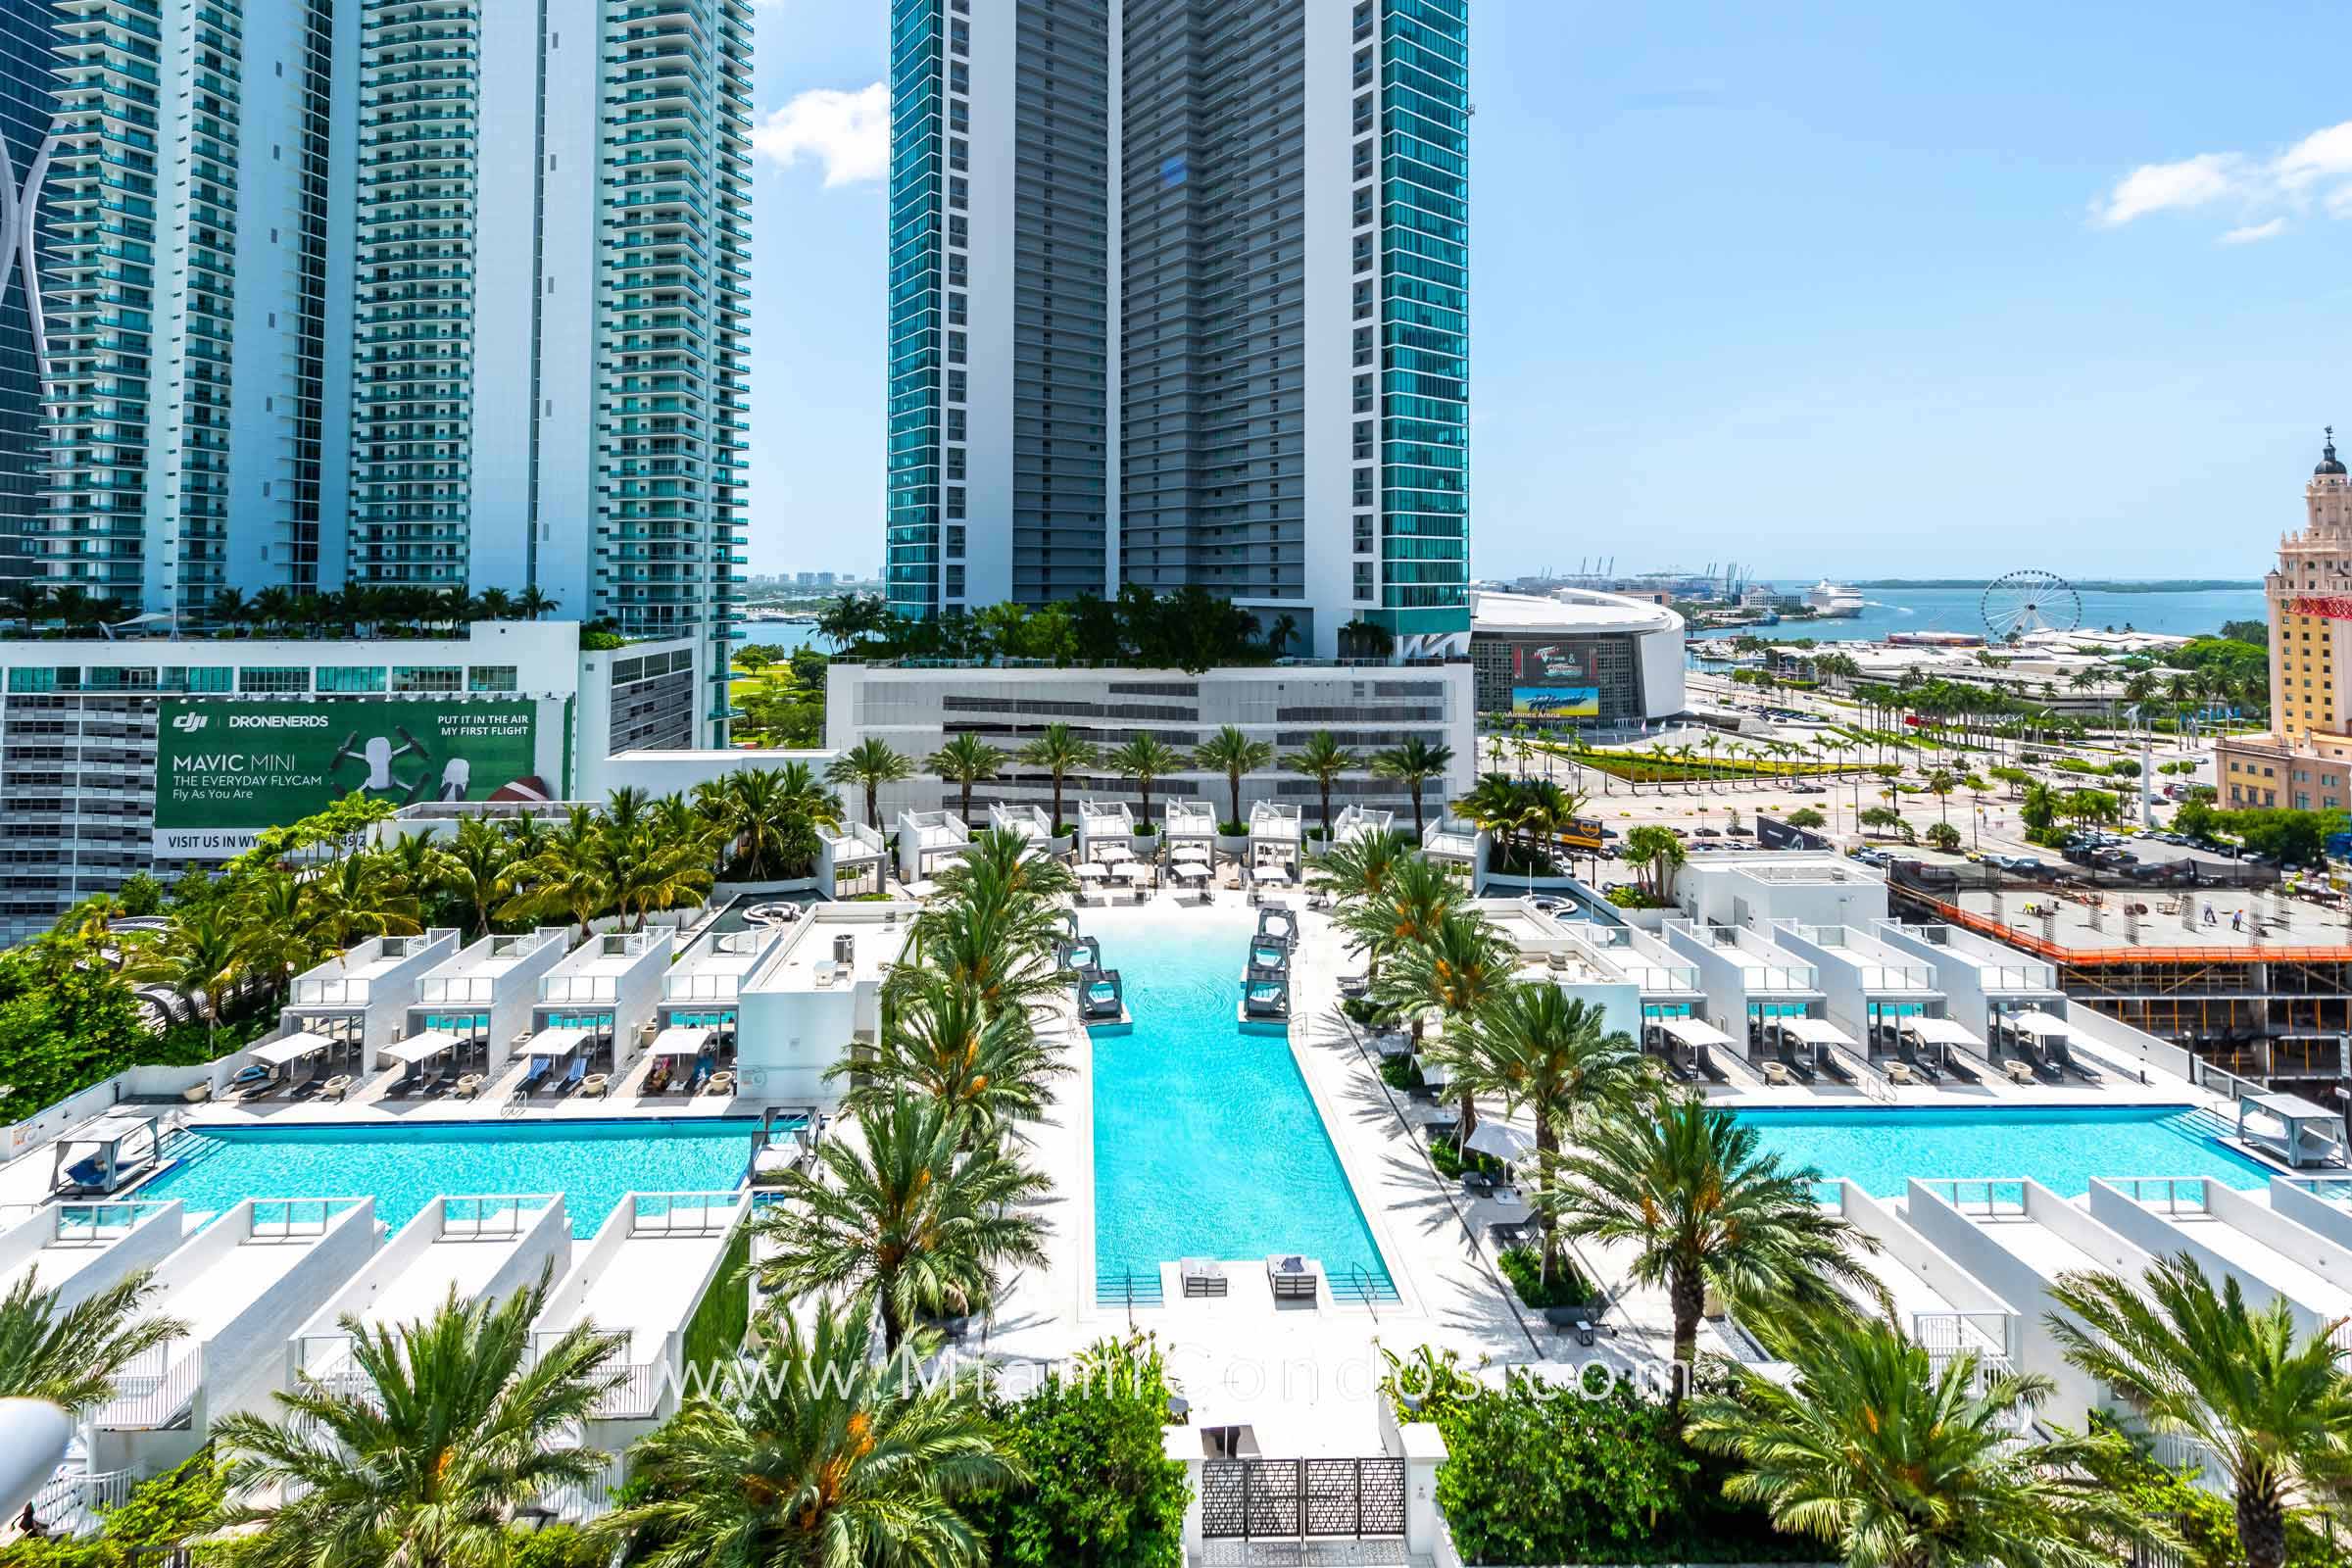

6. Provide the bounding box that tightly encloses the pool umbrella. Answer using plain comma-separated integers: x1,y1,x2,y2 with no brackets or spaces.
1075,861,1109,881
1464,1120,1535,1167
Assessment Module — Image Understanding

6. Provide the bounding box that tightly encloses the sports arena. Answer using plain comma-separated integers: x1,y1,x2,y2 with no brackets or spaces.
1468,588,1688,727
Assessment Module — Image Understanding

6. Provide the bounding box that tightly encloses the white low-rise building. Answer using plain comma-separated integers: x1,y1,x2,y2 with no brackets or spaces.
735,903,917,1106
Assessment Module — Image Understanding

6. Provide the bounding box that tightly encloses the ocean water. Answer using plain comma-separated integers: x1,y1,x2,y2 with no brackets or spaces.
1085,906,1395,1297
1690,585,2265,644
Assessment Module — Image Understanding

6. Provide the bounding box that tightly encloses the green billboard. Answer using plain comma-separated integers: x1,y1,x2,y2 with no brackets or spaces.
154,699,544,858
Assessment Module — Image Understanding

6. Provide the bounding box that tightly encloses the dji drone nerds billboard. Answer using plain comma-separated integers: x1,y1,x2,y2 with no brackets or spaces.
153,700,545,858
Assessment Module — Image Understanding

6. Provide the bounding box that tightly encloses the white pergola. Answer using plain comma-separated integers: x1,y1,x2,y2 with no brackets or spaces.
1332,804,1395,848
895,808,971,888
1420,811,1485,866
815,821,887,898
988,801,1054,848
1248,800,1302,881
1077,798,1135,862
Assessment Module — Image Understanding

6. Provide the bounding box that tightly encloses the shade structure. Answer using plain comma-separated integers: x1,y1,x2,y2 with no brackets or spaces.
1075,861,1109,881
1464,1120,1536,1165
1255,864,1294,885
527,1026,589,1059
1095,843,1132,862
1171,861,1209,881
1902,1016,1981,1048
1113,860,1150,881
251,1031,332,1067
902,879,939,899
1657,1017,1736,1051
379,1030,459,1066
1418,1057,1453,1090
1776,1017,1853,1048
1172,843,1210,860
650,1025,712,1059
2006,1009,2070,1039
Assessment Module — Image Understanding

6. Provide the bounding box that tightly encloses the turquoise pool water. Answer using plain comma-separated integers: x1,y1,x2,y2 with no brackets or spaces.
1738,1105,2276,1200
136,1117,768,1237
1087,906,1393,1298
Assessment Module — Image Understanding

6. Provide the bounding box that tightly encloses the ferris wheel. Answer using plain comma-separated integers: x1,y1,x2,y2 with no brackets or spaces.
1982,569,2082,643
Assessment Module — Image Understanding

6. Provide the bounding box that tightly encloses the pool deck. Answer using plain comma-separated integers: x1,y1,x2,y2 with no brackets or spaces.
982,883,2275,1457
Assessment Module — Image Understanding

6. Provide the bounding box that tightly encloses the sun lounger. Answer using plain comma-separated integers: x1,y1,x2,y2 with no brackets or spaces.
521,1054,553,1092
561,1054,588,1093
689,1051,713,1094
1181,1258,1228,1298
1265,1254,1319,1302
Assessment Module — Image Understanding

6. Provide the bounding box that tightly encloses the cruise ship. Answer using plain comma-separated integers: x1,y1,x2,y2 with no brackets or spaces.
1805,580,1866,618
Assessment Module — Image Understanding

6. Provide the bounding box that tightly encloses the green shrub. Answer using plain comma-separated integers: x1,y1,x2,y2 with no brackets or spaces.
9,1447,225,1565
680,1219,752,1375
1378,1053,1422,1092
971,1335,1189,1568
1496,1245,1592,1309
2079,1415,2340,1568
1604,885,1672,909
1392,1360,1803,1564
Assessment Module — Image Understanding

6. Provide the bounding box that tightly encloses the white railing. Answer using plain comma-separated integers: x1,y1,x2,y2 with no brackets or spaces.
1916,1177,2029,1215
664,972,742,1002
53,1200,172,1242
443,1194,554,1237
418,975,497,1004
290,976,372,1006
91,1341,201,1429
250,1197,360,1238
2103,1175,2214,1214
541,1448,627,1524
541,974,621,1004
629,1191,740,1236
28,1462,136,1535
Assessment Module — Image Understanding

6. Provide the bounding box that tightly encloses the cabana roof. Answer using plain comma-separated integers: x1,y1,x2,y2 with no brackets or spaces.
1248,800,1302,841
896,809,970,851
1164,799,1217,837
814,821,885,860
1902,1016,1983,1047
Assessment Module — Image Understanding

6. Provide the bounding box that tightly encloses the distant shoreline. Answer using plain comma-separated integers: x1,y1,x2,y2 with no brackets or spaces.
1844,578,2259,593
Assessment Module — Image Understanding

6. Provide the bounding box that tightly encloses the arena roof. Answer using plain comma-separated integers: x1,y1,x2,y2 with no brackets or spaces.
1469,588,1684,639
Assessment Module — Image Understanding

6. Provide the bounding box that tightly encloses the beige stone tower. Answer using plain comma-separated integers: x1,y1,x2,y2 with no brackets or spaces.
2220,429,2352,808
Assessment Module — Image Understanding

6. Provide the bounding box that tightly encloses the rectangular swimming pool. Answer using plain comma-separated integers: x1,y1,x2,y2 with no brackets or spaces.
1086,906,1395,1300
1738,1104,2277,1200
136,1117,770,1236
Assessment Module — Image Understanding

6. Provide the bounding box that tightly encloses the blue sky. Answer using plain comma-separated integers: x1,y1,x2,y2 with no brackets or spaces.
747,1,2352,584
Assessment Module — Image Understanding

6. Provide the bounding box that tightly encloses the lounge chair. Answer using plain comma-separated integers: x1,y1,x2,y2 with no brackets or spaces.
689,1051,713,1094
561,1054,588,1094
520,1054,553,1093
1181,1259,1228,1298
1265,1254,1319,1303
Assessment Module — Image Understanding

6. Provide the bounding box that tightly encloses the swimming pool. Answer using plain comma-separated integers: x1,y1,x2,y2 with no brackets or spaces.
136,1117,769,1237
1738,1104,2276,1200
1086,906,1394,1299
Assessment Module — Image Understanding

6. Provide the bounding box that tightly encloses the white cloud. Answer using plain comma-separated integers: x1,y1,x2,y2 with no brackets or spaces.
2218,218,2286,245
2090,153,2245,226
2092,119,2352,236
753,82,888,187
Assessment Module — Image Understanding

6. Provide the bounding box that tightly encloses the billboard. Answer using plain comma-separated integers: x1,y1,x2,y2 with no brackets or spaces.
1510,686,1599,717
1557,814,1605,853
154,699,545,858
1510,642,1588,682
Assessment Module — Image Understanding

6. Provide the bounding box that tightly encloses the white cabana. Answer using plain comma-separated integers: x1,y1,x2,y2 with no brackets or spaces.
1464,1120,1535,1165
1112,860,1150,882
526,1026,590,1059
1075,861,1109,882
251,1031,333,1067
1172,842,1210,861
1418,1057,1453,1090
1170,860,1209,881
1094,842,1133,863
650,1025,712,1059
1776,1017,1855,1049
1253,862,1294,886
379,1030,460,1066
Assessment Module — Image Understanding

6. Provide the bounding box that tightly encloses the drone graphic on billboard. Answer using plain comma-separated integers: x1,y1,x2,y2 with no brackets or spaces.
154,700,546,858
1510,686,1599,716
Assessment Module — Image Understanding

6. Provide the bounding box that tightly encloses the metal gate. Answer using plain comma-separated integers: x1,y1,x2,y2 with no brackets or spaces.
1200,1457,1405,1541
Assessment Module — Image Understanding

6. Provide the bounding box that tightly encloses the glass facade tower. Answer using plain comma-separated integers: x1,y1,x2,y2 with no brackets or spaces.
0,0,57,586
883,0,1471,656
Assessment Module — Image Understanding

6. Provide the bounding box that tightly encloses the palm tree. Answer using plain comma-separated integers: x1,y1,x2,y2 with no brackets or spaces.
839,969,1065,1142
2047,1253,2352,1568
231,870,322,1006
1622,824,1686,905
702,763,840,880
1106,733,1185,832
1377,908,1515,1135
1541,1093,1881,1402
752,1094,1049,1350
214,1276,623,1568
122,903,245,1026
514,584,558,621
1193,723,1274,831
1372,737,1454,839
0,1267,186,1413
1926,766,1957,825
302,850,425,957
901,886,1070,1020
590,818,714,930
926,734,1005,826
1286,729,1357,840
4,578,49,633
475,586,514,620
1688,1315,2162,1568
1016,722,1098,835
1335,850,1461,987
1449,986,1652,1287
501,805,614,939
828,736,914,830
601,1298,1019,1568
